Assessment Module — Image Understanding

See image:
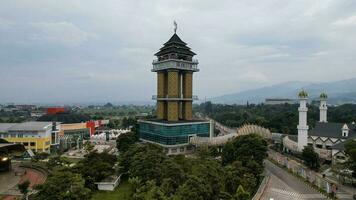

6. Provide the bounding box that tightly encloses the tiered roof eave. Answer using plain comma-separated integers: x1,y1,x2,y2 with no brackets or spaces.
155,33,196,56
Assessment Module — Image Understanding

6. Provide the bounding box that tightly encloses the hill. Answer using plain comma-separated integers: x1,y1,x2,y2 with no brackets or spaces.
210,78,356,105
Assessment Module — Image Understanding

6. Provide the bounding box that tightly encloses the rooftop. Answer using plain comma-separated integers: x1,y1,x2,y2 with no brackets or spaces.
155,33,196,57
139,118,209,125
0,123,18,133
331,137,356,150
7,121,54,132
309,122,356,139
0,143,25,151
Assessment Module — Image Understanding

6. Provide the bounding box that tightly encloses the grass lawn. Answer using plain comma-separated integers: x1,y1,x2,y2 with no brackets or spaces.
91,181,133,200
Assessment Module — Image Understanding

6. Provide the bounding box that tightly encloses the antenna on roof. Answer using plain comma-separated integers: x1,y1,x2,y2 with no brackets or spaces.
174,20,177,33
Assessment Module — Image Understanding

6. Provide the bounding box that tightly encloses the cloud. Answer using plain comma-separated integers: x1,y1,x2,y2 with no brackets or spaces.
30,21,96,46
332,15,356,26
0,17,13,29
238,71,269,83
0,0,355,103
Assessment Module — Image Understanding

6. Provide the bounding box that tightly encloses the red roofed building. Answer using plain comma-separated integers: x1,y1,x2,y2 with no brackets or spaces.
46,107,66,115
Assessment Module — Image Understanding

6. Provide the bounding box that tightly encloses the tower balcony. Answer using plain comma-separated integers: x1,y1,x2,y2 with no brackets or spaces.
152,59,199,72
152,95,198,101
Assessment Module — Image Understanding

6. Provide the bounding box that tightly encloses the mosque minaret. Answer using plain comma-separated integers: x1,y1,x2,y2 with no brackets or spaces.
319,93,328,123
297,90,309,151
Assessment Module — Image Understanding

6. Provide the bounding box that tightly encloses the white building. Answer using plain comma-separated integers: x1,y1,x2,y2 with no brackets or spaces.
95,175,121,191
265,98,296,105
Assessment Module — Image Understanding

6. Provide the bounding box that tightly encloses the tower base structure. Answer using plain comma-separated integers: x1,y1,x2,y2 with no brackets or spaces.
138,119,211,155
297,125,309,152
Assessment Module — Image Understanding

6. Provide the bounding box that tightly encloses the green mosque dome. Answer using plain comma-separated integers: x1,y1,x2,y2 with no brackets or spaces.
298,90,308,98
320,92,328,99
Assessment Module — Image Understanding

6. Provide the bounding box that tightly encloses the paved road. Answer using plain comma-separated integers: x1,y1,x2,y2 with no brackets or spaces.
261,160,327,200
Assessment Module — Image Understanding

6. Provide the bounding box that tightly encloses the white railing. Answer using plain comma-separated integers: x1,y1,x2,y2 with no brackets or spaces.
153,58,198,63
152,59,199,71
152,95,198,101
190,133,238,146
190,124,272,146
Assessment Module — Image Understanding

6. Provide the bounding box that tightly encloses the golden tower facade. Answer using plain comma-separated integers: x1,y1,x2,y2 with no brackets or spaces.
152,33,199,121
138,29,211,155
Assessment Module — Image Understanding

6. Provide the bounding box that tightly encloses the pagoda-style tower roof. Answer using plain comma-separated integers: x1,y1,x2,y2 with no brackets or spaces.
155,33,196,57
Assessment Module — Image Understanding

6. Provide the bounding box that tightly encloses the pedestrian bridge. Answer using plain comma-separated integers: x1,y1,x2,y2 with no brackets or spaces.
189,124,272,146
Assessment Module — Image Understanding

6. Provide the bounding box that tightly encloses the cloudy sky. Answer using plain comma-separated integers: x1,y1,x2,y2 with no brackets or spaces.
0,0,355,104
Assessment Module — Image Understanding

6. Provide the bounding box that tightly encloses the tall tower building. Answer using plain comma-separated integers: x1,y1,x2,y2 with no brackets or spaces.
297,90,309,151
319,93,328,123
138,25,211,155
153,32,198,121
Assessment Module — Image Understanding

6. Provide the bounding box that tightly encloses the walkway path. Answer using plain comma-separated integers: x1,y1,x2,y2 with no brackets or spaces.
190,118,271,146
0,164,46,200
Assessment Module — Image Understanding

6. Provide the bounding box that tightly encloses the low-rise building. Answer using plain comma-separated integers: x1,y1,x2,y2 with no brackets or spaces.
265,98,296,105
59,123,90,151
330,137,356,164
308,122,355,150
95,175,122,191
0,122,60,153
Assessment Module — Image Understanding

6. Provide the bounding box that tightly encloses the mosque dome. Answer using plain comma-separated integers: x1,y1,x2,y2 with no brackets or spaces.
320,92,328,99
298,90,308,98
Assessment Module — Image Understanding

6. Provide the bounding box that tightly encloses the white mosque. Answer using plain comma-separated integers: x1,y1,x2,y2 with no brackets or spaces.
283,91,356,164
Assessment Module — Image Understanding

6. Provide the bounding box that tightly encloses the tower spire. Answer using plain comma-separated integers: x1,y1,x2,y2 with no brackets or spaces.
174,20,177,33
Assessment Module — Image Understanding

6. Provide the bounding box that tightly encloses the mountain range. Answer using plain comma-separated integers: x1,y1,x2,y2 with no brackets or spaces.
210,78,356,105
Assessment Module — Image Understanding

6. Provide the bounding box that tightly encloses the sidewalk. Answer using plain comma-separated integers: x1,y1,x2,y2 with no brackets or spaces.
323,173,355,198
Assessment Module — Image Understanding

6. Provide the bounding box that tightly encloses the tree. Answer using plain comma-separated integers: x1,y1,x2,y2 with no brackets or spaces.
71,151,117,190
302,146,320,170
83,141,94,153
108,118,120,129
104,102,114,108
127,144,166,184
47,155,70,170
161,159,185,195
191,159,224,200
116,131,138,153
222,134,267,166
204,101,213,115
18,180,30,200
37,113,90,124
121,117,137,128
129,177,142,192
34,171,91,200
133,180,168,200
234,185,250,200
174,175,208,200
118,138,266,200
344,139,356,177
